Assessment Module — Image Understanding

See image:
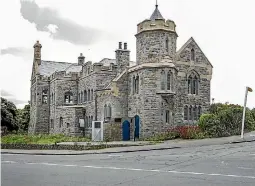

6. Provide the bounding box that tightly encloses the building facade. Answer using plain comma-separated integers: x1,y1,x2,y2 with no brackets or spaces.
28,4,213,139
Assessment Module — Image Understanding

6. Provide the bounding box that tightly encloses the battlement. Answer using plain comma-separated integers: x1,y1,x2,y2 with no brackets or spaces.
136,19,176,35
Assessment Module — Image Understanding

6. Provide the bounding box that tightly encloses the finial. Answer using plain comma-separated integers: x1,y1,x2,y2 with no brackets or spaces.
156,0,158,8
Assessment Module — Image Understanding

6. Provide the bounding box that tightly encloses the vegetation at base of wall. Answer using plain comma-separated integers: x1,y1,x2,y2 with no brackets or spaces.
143,126,207,141
198,103,255,138
0,134,90,144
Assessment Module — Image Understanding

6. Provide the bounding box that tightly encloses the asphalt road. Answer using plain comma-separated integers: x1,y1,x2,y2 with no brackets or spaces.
2,142,255,186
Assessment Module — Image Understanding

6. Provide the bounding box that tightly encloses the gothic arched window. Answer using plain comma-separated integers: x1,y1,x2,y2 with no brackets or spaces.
184,105,188,120
161,71,166,90
187,71,199,95
191,48,195,61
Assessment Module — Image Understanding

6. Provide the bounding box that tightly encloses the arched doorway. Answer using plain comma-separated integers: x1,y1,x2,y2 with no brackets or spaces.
134,115,140,139
122,120,130,141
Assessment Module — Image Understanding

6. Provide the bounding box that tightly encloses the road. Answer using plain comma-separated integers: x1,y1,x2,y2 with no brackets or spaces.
2,142,255,186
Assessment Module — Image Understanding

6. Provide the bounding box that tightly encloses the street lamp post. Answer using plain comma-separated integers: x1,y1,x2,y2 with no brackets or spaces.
241,86,253,139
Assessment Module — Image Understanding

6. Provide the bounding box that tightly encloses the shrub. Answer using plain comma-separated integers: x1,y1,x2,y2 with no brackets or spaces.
198,104,255,138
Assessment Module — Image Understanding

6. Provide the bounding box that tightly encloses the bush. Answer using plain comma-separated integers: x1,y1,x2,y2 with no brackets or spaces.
198,104,255,138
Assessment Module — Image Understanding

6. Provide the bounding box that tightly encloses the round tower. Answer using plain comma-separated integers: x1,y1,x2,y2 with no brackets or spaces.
135,3,178,64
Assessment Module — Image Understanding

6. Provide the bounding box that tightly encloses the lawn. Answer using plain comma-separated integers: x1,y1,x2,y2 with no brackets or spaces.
1,134,90,144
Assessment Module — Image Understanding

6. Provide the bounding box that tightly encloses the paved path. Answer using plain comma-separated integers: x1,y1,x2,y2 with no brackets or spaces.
2,141,255,186
2,131,255,155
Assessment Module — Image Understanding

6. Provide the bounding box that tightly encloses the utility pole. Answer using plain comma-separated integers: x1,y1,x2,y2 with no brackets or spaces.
241,86,253,139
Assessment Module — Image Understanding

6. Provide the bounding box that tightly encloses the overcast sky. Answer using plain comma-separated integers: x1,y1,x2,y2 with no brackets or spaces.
0,0,254,109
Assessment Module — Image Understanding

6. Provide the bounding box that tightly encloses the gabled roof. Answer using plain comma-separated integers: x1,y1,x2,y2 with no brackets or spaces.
38,60,73,76
150,4,164,21
176,37,213,68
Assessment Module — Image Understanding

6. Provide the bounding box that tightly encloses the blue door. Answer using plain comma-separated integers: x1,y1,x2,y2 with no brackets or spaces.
122,120,130,141
135,115,140,138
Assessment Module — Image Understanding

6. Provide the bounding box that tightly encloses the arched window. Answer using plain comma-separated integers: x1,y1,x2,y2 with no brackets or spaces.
64,92,73,104
193,106,197,121
51,93,53,103
188,76,192,94
91,89,93,100
184,105,188,120
81,91,83,103
167,71,171,90
188,72,199,95
78,93,80,103
84,90,87,102
85,116,89,128
42,90,48,104
88,89,90,101
59,117,63,128
136,76,139,94
189,105,193,121
107,104,112,119
104,104,107,119
133,76,136,94
198,106,202,119
191,48,195,61
166,37,169,52
161,71,166,90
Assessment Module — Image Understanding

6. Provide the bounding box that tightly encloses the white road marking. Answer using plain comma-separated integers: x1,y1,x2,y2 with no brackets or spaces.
2,161,16,163
2,161,255,179
108,155,123,157
238,167,254,170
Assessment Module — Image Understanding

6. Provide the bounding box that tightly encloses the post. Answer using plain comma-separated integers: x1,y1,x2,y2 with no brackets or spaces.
241,87,248,139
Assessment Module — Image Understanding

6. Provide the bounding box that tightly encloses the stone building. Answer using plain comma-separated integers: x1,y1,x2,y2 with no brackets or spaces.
28,4,213,140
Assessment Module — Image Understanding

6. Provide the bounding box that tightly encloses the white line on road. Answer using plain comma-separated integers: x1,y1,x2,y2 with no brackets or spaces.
2,161,16,163
2,161,255,179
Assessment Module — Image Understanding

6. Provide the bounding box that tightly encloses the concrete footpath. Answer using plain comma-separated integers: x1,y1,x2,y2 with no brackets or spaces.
1,131,255,155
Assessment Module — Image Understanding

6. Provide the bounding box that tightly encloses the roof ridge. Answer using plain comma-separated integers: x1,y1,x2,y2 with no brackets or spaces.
41,60,72,64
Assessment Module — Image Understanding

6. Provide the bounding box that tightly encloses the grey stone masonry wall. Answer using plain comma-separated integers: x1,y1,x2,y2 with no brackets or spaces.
35,77,50,134
174,39,212,125
28,79,37,134
115,47,130,74
136,30,177,64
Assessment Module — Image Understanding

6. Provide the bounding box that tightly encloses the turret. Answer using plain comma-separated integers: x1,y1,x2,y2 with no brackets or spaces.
135,3,178,64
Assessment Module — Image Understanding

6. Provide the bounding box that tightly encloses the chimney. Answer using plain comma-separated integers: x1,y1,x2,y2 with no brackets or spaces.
118,42,122,50
124,42,127,50
78,53,85,65
33,40,42,65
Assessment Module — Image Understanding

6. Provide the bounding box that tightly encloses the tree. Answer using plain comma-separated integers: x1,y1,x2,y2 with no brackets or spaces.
1,97,19,131
17,104,30,131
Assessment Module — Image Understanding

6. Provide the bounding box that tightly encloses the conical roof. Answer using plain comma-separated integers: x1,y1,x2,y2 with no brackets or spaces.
150,4,164,21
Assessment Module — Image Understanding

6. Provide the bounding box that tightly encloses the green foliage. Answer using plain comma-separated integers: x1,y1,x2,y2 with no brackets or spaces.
17,104,30,132
198,103,255,137
1,134,90,144
1,97,19,132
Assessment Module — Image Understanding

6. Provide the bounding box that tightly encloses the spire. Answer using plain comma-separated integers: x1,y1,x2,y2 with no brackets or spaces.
150,0,164,21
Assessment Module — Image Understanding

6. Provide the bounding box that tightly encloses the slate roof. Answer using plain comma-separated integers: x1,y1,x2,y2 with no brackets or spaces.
150,5,164,21
38,59,136,77
38,60,73,76
65,64,82,73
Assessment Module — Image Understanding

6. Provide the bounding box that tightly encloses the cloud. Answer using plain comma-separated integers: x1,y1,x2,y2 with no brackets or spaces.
20,0,105,45
0,47,32,59
1,89,13,97
1,89,28,106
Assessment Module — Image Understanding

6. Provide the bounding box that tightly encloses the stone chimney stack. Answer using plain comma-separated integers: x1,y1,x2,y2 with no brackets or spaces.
115,42,130,74
124,42,127,50
78,53,85,65
33,40,42,65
